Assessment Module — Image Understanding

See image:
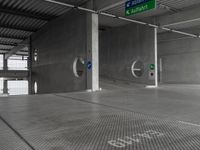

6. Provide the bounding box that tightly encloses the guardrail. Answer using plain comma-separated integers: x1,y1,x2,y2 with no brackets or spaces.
0,70,28,78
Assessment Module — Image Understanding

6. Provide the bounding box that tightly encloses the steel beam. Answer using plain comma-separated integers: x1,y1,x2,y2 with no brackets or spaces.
0,70,29,78
0,49,28,52
162,18,200,28
98,0,125,12
0,24,37,32
158,6,200,28
5,39,29,59
44,0,200,38
0,49,11,52
0,35,25,40
0,7,53,21
0,41,18,47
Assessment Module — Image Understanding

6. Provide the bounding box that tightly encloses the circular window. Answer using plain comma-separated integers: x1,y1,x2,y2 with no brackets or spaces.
73,57,85,78
34,81,38,94
34,49,38,62
131,60,144,78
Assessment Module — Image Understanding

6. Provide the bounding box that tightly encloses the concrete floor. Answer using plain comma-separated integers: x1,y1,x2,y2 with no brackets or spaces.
1,82,200,149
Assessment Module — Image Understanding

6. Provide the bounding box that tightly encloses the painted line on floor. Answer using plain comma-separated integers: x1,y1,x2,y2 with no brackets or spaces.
178,121,200,127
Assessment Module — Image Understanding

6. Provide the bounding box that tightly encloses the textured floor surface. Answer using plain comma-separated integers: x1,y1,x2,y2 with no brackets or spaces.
1,83,200,149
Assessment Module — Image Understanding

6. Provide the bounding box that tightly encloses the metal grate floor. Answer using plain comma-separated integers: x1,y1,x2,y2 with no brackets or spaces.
19,112,200,150
0,119,32,150
1,86,200,149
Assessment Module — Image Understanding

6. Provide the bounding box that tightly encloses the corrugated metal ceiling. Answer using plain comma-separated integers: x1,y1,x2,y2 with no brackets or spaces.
1,0,200,55
0,0,89,55
100,0,200,27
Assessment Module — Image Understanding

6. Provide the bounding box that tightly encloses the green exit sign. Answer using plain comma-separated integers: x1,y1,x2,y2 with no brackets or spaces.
125,0,156,16
149,64,155,70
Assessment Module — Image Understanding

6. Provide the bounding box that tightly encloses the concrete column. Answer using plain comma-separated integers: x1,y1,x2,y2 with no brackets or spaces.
146,28,158,88
3,80,8,94
154,28,158,87
3,54,8,70
28,37,32,94
3,54,8,94
86,1,100,91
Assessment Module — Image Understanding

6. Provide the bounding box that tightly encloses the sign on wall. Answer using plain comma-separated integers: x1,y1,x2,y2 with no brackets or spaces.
125,0,156,16
87,61,92,70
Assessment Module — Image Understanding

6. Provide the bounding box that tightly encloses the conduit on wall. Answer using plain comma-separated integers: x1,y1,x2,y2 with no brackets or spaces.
44,0,199,38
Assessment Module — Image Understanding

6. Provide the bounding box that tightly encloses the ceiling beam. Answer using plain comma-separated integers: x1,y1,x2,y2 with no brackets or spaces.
96,0,178,12
5,39,29,59
0,41,18,47
0,35,26,40
97,0,125,11
94,0,125,11
157,3,178,13
44,0,199,38
0,49,28,52
0,24,37,32
158,6,200,28
0,7,54,21
0,49,11,52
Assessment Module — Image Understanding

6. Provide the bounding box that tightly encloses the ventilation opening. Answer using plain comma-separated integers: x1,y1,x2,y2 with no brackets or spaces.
131,60,144,78
34,81,38,94
73,57,85,78
34,49,38,62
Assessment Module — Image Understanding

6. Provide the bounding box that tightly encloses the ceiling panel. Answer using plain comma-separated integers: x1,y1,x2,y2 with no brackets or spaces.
100,0,200,27
1,0,200,55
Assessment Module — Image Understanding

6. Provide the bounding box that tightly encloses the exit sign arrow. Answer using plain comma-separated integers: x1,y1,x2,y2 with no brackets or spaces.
125,0,156,16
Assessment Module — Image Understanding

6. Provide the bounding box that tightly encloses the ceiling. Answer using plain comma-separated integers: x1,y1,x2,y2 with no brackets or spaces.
1,0,200,56
0,0,89,56
100,0,200,27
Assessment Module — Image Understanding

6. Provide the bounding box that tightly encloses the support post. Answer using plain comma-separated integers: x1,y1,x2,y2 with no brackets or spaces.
3,54,8,95
28,37,32,95
3,54,8,70
154,28,158,87
3,80,8,95
86,1,100,92
87,13,100,91
146,28,158,88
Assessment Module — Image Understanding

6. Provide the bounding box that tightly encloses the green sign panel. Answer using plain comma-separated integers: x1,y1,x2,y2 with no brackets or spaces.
149,64,155,70
125,0,156,16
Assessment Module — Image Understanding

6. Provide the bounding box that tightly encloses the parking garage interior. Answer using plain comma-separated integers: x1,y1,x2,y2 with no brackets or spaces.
1,0,200,149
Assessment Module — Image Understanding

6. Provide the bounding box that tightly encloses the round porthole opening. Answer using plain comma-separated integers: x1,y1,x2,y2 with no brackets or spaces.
34,49,38,62
131,60,144,78
73,57,85,78
34,81,38,94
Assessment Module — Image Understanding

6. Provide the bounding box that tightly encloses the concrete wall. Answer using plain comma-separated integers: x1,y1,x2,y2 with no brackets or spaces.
158,34,200,84
31,11,87,94
100,24,155,85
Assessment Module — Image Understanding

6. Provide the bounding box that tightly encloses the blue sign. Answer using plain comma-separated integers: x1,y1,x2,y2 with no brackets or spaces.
125,0,150,9
87,61,92,70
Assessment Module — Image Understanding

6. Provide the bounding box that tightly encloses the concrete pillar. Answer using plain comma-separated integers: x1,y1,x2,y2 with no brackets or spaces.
3,80,8,94
28,37,32,94
3,54,8,70
146,28,158,88
3,54,8,94
86,1,100,91
154,28,158,87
